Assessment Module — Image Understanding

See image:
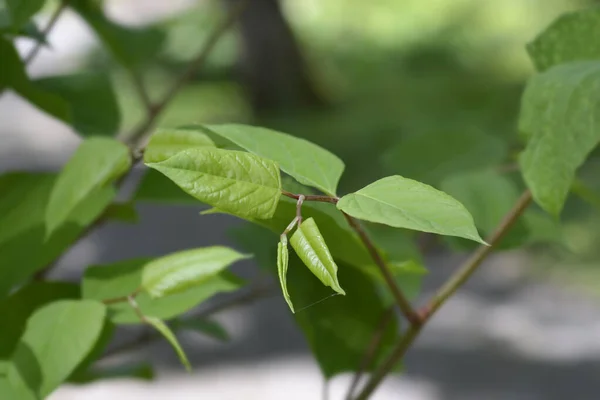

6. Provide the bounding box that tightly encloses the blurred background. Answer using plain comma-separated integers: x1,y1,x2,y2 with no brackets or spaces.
3,0,600,398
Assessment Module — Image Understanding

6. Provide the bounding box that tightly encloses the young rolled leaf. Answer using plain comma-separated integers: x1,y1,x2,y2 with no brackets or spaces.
527,8,600,72
144,128,216,163
45,137,131,235
202,124,345,196
146,147,282,219
141,247,251,298
145,316,191,371
519,61,600,215
290,218,345,295
34,73,122,137
337,175,486,244
277,237,294,313
4,300,106,398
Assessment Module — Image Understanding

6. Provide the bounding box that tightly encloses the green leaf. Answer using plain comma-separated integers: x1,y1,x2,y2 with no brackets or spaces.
0,40,121,136
0,173,115,296
69,362,154,384
145,316,191,371
382,130,507,186
362,259,428,303
0,39,68,123
519,61,600,215
0,282,79,364
82,258,244,324
71,0,165,70
337,175,486,244
104,202,139,223
141,246,251,298
202,124,345,195
277,237,294,313
527,8,600,72
46,137,131,235
174,318,229,342
144,128,216,163
34,73,122,137
290,218,346,295
5,300,106,398
146,147,282,219
5,0,45,30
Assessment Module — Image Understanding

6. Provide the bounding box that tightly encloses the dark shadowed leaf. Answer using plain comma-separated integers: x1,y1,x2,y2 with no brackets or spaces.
174,318,230,342
0,173,115,296
71,0,165,70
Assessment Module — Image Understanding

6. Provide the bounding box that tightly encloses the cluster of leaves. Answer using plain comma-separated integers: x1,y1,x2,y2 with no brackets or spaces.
3,1,600,398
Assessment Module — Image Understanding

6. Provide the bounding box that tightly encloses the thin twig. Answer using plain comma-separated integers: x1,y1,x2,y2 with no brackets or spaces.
352,190,533,400
296,195,305,225
282,190,339,204
123,0,249,151
342,212,420,325
345,306,394,400
24,0,68,65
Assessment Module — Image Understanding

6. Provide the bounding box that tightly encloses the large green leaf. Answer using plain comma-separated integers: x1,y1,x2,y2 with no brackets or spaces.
0,282,79,365
145,316,191,371
34,73,122,137
146,147,281,219
4,300,106,398
527,8,600,72
0,173,115,296
290,218,346,295
277,237,294,313
46,137,131,235
141,247,251,298
202,124,345,196
71,0,165,70
144,128,216,164
382,130,507,186
519,61,600,215
337,175,485,244
5,0,45,30
82,258,244,324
